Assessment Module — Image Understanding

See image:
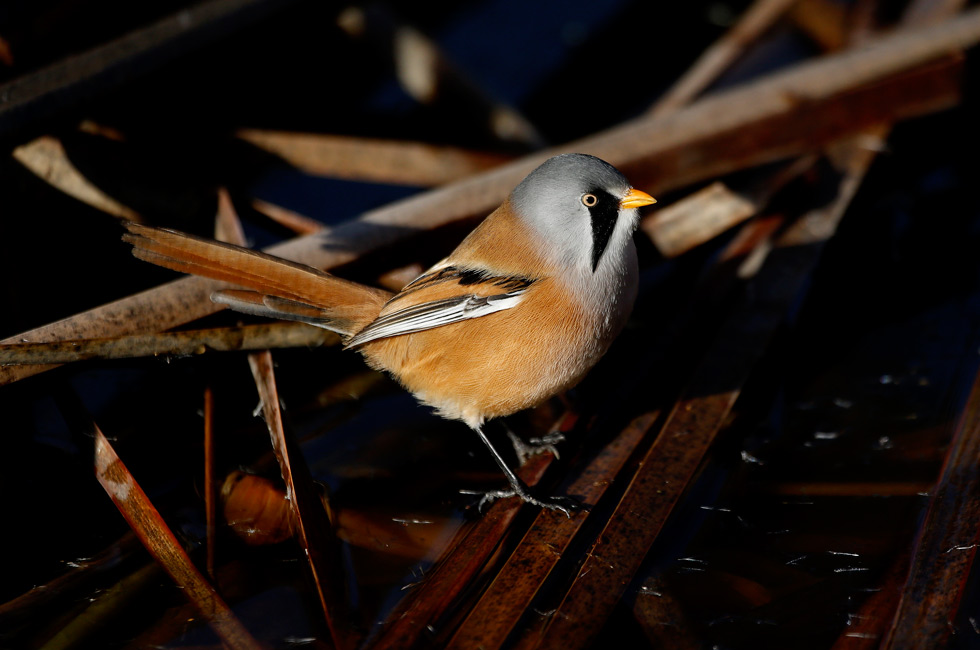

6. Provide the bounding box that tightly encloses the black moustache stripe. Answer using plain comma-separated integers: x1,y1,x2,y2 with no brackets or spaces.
588,189,619,272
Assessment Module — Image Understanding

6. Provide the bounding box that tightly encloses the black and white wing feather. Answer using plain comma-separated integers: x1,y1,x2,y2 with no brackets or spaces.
345,290,526,348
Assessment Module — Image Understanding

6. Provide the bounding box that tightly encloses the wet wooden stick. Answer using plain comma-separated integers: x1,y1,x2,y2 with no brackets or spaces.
879,367,980,649
831,550,913,649
1,12,974,385
87,416,262,650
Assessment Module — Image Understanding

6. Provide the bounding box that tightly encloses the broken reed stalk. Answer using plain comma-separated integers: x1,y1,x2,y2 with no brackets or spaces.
247,352,356,650
88,419,262,650
213,186,248,244
2,11,974,385
237,130,513,186
736,4,968,648
0,321,337,365
12,136,142,221
221,470,456,559
641,154,816,259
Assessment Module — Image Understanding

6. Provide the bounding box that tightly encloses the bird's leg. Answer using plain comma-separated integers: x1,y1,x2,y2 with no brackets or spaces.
469,425,579,516
504,425,565,466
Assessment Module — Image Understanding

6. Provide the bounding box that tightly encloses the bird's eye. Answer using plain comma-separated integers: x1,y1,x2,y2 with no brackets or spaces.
582,193,598,207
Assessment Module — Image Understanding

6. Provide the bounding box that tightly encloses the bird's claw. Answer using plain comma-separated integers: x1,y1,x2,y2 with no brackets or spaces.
470,488,581,517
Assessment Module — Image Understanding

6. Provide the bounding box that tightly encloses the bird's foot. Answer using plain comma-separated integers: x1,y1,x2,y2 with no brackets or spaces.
467,486,581,517
507,430,566,466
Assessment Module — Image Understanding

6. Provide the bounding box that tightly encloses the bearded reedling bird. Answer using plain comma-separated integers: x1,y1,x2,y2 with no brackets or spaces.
124,153,655,513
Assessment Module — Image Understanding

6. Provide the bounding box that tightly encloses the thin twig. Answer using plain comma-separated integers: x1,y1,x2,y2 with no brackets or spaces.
648,0,800,118
248,352,356,649
204,387,217,581
0,322,338,365
0,0,300,136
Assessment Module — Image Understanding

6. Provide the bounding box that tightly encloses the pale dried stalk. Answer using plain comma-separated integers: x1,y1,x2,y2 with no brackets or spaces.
12,136,141,221
251,198,325,234
238,130,512,186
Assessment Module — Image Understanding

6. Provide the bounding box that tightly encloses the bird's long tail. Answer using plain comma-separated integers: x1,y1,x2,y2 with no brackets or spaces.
123,222,391,335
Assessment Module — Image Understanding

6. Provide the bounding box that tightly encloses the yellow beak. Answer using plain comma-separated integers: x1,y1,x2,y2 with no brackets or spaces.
620,188,657,210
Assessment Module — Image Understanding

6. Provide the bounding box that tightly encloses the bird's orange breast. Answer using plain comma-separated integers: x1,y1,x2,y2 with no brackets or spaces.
358,277,606,428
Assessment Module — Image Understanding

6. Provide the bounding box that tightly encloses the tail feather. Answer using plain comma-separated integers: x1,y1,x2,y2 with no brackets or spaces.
212,290,352,332
124,222,390,333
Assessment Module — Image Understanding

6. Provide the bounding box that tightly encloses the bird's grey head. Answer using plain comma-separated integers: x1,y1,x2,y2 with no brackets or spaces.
510,153,650,273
